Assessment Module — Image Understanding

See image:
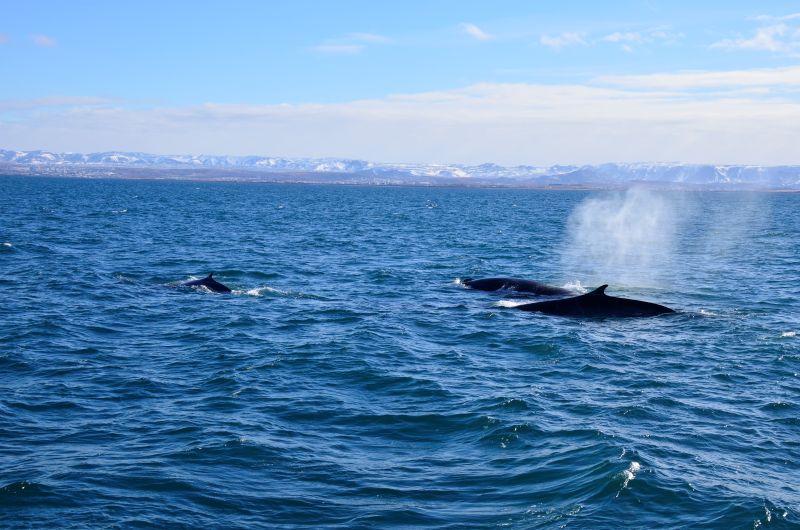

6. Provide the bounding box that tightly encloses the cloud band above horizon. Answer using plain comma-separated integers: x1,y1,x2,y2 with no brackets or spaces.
2,65,800,166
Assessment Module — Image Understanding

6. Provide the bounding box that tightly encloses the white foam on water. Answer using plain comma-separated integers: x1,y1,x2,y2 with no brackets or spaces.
113,273,137,284
781,331,796,338
2,242,11,247
616,461,641,497
495,300,530,308
562,280,587,293
238,286,288,297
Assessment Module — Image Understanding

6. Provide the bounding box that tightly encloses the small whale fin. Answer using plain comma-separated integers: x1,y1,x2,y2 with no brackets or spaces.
587,284,608,296
207,272,214,279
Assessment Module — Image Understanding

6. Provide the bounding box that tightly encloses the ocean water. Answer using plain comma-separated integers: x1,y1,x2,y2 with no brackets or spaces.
1,175,798,529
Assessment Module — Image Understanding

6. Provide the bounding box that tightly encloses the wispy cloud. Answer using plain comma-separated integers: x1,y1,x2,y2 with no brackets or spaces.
312,43,364,55
461,23,492,41
30,34,57,48
348,32,392,44
712,15,800,55
602,27,682,52
603,32,642,53
0,33,9,45
649,29,682,42
755,12,800,22
312,32,391,55
604,32,643,43
0,96,120,112
540,32,586,50
594,65,800,89
712,24,791,52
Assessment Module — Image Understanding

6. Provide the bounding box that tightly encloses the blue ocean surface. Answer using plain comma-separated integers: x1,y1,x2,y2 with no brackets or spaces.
1,175,798,529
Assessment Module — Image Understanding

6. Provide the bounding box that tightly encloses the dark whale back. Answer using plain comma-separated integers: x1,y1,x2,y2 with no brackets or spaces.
183,273,232,293
462,277,573,296
516,284,674,317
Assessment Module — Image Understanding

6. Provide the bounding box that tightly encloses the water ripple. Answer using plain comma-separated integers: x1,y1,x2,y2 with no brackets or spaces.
1,177,798,528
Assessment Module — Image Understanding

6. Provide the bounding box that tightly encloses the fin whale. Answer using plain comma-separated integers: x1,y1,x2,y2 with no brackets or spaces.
182,273,232,293
462,277,574,296
515,284,674,318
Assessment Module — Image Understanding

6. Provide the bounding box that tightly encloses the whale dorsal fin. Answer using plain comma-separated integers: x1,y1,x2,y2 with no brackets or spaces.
587,284,608,296
207,272,214,279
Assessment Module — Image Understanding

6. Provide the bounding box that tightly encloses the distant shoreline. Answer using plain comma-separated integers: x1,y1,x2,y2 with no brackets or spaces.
3,168,800,193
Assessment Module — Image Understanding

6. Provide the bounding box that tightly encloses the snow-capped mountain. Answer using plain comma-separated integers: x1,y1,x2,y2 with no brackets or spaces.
2,149,799,189
0,149,373,172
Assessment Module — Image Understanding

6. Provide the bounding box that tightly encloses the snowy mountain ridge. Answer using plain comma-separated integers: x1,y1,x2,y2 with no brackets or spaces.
2,149,799,189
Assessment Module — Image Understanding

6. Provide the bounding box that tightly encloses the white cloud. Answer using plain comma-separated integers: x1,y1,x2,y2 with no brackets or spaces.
604,33,642,54
602,27,682,52
595,65,800,89
712,16,800,55
712,23,790,52
755,12,800,22
312,32,391,55
312,43,363,55
540,32,586,50
0,96,119,111
604,32,643,43
348,32,391,44
0,33,9,45
461,23,492,41
4,71,800,166
31,34,57,48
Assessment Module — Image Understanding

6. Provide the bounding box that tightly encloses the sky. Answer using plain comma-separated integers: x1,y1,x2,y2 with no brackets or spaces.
2,0,800,165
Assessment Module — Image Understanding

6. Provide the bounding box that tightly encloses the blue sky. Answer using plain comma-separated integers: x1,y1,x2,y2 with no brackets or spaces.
2,1,800,165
